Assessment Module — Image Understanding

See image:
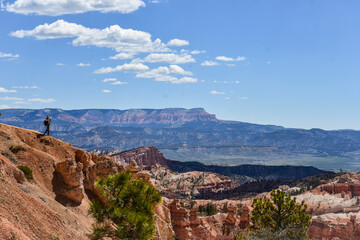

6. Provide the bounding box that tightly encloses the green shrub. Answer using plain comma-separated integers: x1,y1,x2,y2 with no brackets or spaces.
205,203,217,216
9,144,26,153
89,171,162,240
17,165,34,181
237,189,311,240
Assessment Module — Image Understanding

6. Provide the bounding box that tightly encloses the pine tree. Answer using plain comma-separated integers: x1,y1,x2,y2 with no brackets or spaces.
237,189,311,240
89,171,162,240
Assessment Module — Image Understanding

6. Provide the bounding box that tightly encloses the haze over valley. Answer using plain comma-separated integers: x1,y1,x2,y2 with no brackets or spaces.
1,108,359,171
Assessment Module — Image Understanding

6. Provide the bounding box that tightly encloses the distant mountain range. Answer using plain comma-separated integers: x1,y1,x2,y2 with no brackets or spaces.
1,108,359,171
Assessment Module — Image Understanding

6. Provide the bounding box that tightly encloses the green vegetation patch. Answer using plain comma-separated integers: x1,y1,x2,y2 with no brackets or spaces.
237,189,311,240
9,144,26,153
17,165,34,181
89,171,162,240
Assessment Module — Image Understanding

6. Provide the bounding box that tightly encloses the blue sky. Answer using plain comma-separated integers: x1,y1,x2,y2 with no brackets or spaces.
0,0,359,130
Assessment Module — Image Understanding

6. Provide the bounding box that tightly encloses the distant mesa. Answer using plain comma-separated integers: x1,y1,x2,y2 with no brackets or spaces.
1,107,360,171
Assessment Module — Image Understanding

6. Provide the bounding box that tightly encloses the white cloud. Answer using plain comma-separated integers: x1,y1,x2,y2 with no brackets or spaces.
109,52,136,60
137,65,192,82
95,62,149,74
167,39,189,47
238,96,248,100
191,50,206,55
0,87,17,93
137,66,196,84
225,97,231,100
0,105,12,109
0,97,24,101
28,98,56,103
77,62,90,67
5,0,145,16
227,64,235,67
201,60,218,66
14,101,31,104
12,85,40,89
56,62,65,66
168,65,192,75
112,81,128,85
103,78,117,82
11,20,169,53
144,53,195,64
266,61,271,64
210,90,225,95
102,89,111,93
216,56,246,62
0,52,19,59
171,77,197,84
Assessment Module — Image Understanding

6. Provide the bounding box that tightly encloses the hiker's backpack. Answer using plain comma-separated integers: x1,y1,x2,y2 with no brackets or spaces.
44,119,49,126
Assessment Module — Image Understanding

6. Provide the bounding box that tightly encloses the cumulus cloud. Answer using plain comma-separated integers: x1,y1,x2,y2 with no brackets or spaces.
12,85,40,89
137,65,192,79
144,53,195,64
216,56,246,62
28,98,56,103
77,62,90,67
210,90,225,95
102,89,111,93
103,78,117,82
5,0,145,16
167,39,189,47
0,97,24,101
112,81,128,85
95,62,149,74
0,51,19,59
191,50,206,54
0,87,17,93
137,65,196,84
109,52,136,60
56,63,65,66
201,60,218,66
11,20,169,53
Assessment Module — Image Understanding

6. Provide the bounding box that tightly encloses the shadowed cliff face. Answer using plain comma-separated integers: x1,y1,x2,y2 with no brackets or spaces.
108,146,329,185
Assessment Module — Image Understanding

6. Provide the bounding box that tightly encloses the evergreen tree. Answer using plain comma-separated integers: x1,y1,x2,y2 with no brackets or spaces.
89,171,162,240
237,189,311,240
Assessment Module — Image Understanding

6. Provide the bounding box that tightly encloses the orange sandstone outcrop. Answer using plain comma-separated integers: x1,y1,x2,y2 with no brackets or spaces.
112,146,170,166
0,123,175,240
308,213,360,239
169,200,194,240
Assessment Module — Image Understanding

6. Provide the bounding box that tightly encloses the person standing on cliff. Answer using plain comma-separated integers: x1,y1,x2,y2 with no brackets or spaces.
44,116,52,136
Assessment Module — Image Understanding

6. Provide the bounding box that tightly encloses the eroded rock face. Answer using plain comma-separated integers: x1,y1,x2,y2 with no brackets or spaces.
308,213,360,239
0,157,26,183
239,206,250,229
190,208,213,240
83,159,124,196
223,207,237,235
53,159,84,205
75,149,93,167
143,165,240,198
153,204,175,240
169,200,193,240
112,146,169,167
